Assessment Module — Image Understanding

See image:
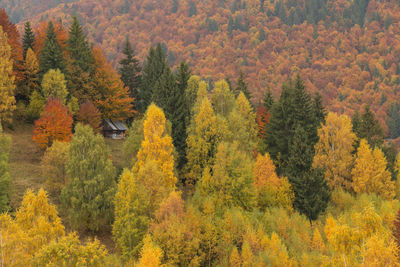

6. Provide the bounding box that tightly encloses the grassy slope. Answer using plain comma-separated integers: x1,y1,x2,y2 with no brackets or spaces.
5,124,43,209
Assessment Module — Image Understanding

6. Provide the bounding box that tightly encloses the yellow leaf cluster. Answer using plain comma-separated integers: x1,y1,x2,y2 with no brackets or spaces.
134,104,176,208
313,112,356,189
136,104,175,184
351,139,395,200
0,26,16,123
0,189,107,266
137,235,163,267
0,189,64,266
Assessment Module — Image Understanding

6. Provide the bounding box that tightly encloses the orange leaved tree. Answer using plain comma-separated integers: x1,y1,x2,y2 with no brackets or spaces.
92,47,134,120
32,98,73,149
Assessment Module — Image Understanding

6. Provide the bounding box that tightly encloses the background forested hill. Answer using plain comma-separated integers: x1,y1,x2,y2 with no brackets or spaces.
2,0,400,137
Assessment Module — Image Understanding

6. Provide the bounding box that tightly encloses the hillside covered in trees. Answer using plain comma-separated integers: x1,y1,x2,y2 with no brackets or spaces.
2,0,400,138
1,1,400,266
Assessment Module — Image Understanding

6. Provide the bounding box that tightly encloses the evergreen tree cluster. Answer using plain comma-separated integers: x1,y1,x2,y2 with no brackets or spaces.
265,75,329,221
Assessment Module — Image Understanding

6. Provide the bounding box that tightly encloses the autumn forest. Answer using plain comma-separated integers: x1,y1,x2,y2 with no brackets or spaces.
1,0,400,266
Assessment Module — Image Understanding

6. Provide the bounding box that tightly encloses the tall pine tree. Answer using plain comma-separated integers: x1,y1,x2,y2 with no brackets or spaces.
67,16,94,73
138,44,168,113
263,88,274,112
39,22,65,78
287,125,330,223
265,75,328,221
352,105,384,148
266,75,322,175
234,70,252,101
151,62,189,170
173,61,191,168
22,21,35,60
118,37,141,109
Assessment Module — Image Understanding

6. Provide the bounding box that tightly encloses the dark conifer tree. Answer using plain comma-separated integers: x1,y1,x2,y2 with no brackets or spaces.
22,21,35,60
171,0,179,13
265,82,295,173
138,44,168,113
281,78,329,222
188,0,197,17
286,125,314,176
39,21,65,78
263,87,274,113
313,92,326,125
286,125,330,223
266,75,319,174
258,28,266,42
292,75,319,145
291,168,330,223
67,16,94,73
388,103,400,139
118,38,141,109
352,105,384,148
225,77,233,91
234,70,252,101
173,62,191,168
152,62,189,170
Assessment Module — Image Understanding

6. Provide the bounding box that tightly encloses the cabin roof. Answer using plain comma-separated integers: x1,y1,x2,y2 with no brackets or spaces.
103,119,127,131
112,121,127,131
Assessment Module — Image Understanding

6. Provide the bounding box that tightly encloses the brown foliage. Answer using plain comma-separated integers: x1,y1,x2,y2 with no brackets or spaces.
76,100,102,133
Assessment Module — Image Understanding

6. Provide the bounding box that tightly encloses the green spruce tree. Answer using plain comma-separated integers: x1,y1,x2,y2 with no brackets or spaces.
173,61,191,168
153,63,188,169
263,87,274,113
313,92,326,126
22,21,35,60
352,105,384,148
287,125,330,223
67,16,94,73
234,70,252,101
39,22,65,79
265,82,295,173
118,37,141,109
291,168,330,223
138,44,168,113
266,75,323,175
388,103,400,139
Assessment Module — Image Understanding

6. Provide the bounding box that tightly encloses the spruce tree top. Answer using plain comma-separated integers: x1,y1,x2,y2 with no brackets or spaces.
22,21,35,60
138,43,168,113
118,37,141,100
235,70,252,101
67,16,94,73
263,88,274,112
39,21,65,77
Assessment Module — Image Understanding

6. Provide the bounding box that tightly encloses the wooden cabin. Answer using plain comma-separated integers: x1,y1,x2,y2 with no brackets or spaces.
102,119,127,139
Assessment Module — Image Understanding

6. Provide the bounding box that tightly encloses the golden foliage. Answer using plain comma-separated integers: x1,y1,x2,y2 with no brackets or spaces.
352,139,395,200
0,25,16,123
313,112,357,189
137,235,163,267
